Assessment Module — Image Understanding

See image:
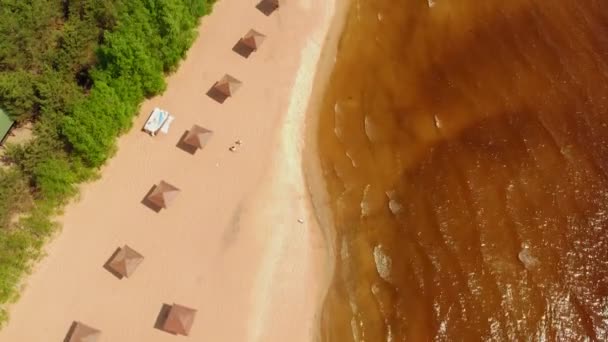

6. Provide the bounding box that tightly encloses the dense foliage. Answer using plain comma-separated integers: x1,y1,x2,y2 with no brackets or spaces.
0,0,215,323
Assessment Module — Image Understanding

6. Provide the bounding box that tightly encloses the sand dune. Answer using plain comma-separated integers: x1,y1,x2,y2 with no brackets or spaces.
0,0,340,340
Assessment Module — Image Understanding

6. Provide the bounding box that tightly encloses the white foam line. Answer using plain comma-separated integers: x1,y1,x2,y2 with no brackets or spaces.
245,36,323,342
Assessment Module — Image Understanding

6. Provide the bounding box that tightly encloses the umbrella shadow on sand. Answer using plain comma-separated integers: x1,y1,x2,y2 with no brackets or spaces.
141,185,162,213
153,303,174,333
176,131,198,155
63,322,78,342
63,321,101,342
176,126,213,155
206,75,242,104
102,247,125,280
232,40,254,58
206,83,229,104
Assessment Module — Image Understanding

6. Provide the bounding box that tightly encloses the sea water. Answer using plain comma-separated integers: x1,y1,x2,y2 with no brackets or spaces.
317,0,608,340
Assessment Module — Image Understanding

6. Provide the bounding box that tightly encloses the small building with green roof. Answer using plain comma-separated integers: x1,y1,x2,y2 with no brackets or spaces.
0,108,15,146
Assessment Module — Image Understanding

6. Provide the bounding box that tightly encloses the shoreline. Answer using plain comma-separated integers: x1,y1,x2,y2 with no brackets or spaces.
237,0,350,339
301,0,352,340
0,0,344,341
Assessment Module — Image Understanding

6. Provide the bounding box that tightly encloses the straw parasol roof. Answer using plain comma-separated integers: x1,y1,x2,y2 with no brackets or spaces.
147,181,180,209
68,322,101,342
163,304,197,336
257,0,280,16
213,74,242,97
241,29,266,51
183,125,213,150
107,245,144,278
260,0,280,7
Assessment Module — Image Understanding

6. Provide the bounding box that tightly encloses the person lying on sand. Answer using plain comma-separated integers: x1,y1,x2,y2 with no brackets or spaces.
229,139,242,152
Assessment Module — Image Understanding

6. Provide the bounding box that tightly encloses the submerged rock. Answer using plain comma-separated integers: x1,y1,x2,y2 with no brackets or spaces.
374,245,392,282
518,246,540,270
386,190,403,215
388,200,402,215
364,115,377,143
361,184,372,217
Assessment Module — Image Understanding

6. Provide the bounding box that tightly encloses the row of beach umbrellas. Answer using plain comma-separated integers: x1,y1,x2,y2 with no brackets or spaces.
65,0,280,341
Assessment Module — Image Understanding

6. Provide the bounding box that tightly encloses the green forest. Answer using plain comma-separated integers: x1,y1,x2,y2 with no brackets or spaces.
0,0,215,323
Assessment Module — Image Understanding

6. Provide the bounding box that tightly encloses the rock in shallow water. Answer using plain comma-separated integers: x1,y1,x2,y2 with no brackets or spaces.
386,190,403,215
518,247,540,270
374,245,392,282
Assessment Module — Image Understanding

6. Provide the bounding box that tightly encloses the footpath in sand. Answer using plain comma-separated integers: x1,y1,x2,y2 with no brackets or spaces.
0,0,338,340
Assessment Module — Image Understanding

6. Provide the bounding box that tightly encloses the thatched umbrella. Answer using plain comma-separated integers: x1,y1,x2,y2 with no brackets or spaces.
163,304,197,336
107,245,144,278
67,321,101,342
183,125,213,150
257,0,280,15
213,74,242,97
146,181,180,209
260,0,279,9
241,29,266,51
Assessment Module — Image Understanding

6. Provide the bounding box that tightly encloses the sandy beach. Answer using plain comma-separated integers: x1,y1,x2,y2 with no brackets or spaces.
0,0,344,340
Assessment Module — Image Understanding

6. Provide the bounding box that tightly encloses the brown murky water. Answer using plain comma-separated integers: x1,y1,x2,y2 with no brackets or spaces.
317,0,608,340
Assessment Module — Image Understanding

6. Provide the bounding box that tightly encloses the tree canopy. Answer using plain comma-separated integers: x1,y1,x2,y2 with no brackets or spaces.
0,0,215,324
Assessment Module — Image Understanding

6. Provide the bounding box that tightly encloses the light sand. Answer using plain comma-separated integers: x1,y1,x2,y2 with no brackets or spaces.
0,0,343,340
